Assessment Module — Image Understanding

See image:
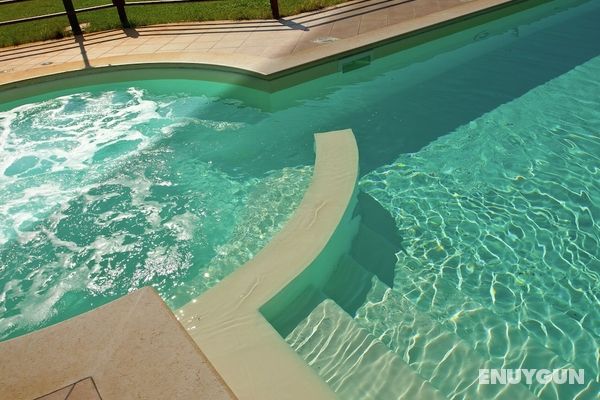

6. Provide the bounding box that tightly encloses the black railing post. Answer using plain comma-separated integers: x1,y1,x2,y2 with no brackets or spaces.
269,0,280,19
62,0,82,35
113,0,130,27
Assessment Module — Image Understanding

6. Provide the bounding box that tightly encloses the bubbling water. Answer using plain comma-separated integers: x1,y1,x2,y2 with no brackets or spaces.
0,88,311,340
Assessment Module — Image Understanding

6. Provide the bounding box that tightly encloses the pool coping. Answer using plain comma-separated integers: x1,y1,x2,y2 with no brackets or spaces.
0,0,516,88
176,130,359,400
0,286,237,400
0,129,358,400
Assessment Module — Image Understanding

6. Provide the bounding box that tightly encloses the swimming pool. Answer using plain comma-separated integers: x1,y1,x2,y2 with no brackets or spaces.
1,0,599,397
283,0,600,398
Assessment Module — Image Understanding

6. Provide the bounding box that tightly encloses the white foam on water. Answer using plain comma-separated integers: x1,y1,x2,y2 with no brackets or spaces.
0,260,90,336
0,85,299,340
164,212,197,241
0,89,162,177
0,109,17,154
88,234,136,263
159,117,246,137
41,227,82,253
0,182,72,244
131,245,191,288
0,88,175,248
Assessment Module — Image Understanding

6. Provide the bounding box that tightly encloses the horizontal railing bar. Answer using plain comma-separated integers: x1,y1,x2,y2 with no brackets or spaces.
0,0,278,30
125,0,212,6
75,3,115,13
0,0,29,5
0,11,67,26
0,4,114,27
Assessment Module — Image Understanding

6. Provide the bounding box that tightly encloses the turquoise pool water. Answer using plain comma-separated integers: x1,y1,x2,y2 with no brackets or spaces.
356,54,600,399
0,87,312,340
286,0,600,398
0,0,599,397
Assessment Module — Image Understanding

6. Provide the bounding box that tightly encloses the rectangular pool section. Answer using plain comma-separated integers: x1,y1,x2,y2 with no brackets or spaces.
281,0,600,399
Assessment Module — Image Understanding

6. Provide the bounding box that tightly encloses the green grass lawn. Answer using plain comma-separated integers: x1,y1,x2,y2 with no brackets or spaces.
0,0,345,47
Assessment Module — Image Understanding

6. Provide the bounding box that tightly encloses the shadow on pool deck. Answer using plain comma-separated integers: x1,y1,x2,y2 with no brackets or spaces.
0,0,447,68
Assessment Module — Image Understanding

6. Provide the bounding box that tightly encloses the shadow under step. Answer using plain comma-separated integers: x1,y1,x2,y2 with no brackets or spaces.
323,254,376,316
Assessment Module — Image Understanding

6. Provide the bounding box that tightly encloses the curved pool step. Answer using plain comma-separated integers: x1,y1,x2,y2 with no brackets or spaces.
286,299,447,400
178,130,359,400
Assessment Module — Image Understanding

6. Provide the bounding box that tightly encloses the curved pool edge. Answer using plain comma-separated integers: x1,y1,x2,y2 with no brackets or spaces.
176,129,359,400
0,129,359,400
0,0,521,91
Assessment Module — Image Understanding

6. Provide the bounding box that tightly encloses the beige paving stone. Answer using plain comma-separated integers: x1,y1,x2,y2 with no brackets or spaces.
235,45,268,56
65,378,101,400
329,26,361,39
359,15,389,34
213,39,246,49
261,46,295,57
144,33,177,42
414,0,444,16
190,32,228,42
159,42,193,51
389,8,418,24
208,47,239,54
0,288,235,400
222,31,253,40
168,35,201,44
297,29,334,44
107,44,140,55
34,384,73,400
131,43,164,54
185,41,218,50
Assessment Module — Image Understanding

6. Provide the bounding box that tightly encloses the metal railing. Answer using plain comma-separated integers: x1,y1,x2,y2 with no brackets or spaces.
0,0,281,35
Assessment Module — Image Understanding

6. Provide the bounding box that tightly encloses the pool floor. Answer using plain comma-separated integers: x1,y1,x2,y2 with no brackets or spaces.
287,48,600,400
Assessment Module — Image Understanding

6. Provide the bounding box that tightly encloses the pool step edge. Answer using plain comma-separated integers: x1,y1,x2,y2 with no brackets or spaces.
286,298,448,400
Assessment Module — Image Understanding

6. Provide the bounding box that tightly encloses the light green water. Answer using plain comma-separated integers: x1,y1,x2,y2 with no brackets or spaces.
357,52,600,399
0,0,599,398
0,88,312,340
285,0,600,398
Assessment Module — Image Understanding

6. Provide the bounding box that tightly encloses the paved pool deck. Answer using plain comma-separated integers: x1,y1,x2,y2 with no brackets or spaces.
0,0,512,83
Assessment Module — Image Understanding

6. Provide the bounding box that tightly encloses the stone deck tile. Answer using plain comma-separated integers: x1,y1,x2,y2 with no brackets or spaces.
0,0,485,73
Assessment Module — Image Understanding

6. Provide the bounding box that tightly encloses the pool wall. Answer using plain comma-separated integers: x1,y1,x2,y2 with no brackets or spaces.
0,0,573,104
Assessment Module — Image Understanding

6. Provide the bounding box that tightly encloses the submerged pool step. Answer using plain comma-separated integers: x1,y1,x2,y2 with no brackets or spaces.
285,299,447,400
323,254,375,316
354,278,537,400
388,265,600,399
